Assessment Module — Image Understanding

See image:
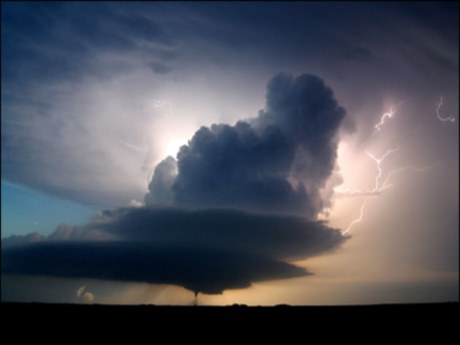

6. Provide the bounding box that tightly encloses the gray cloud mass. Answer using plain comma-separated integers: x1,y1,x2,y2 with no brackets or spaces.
146,73,345,217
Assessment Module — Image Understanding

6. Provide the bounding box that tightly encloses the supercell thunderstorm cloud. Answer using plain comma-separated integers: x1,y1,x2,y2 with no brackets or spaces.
2,74,348,295
1,2,458,305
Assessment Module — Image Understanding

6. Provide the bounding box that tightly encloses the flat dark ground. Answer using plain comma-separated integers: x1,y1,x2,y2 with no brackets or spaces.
2,302,458,328
2,302,458,342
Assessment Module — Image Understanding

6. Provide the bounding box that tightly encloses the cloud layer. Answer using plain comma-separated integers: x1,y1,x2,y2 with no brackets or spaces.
2,207,347,294
1,3,179,207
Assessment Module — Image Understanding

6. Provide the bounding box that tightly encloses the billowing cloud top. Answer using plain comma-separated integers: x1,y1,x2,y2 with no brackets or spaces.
146,73,345,217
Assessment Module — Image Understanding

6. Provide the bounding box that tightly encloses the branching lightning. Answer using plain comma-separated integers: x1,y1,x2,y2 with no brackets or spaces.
365,145,400,192
435,96,455,123
335,146,400,198
380,164,436,191
341,163,434,234
342,146,399,234
340,102,436,235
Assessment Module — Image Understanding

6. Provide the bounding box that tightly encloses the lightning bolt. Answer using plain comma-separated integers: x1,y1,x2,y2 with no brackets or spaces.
340,101,434,235
336,165,433,198
371,101,404,136
373,108,395,135
342,146,399,234
341,163,434,234
365,146,400,192
336,145,399,196
343,196,374,234
380,164,436,191
435,96,455,123
335,188,380,198
336,146,400,198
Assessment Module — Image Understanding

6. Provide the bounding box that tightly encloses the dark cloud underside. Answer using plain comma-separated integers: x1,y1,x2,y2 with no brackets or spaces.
2,207,347,294
2,242,307,295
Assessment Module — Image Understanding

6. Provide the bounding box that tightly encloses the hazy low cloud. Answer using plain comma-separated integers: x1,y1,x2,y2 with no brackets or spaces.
76,285,95,303
83,291,94,303
76,285,86,298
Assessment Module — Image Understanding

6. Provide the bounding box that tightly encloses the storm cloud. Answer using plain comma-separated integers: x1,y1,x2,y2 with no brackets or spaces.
146,73,345,217
2,72,349,294
2,207,347,294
